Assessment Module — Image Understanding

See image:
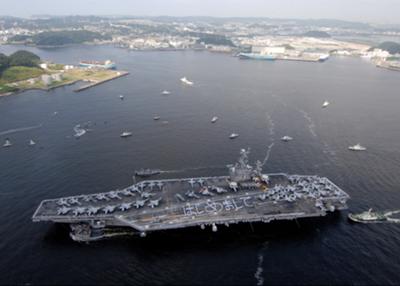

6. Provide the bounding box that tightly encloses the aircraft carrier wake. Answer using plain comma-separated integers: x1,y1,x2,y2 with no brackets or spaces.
32,149,350,242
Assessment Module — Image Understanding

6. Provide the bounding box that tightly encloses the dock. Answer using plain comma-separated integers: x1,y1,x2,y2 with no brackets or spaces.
74,71,129,92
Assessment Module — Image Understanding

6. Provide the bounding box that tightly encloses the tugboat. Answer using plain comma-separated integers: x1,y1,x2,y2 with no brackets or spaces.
229,133,239,139
322,101,330,108
3,138,12,148
135,168,161,177
348,209,387,223
120,131,133,138
211,116,219,123
281,136,293,142
348,144,366,151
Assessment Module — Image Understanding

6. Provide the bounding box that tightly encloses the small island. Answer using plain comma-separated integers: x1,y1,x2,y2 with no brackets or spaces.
0,50,128,96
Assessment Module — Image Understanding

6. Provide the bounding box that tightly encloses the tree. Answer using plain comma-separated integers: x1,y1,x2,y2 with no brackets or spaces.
8,50,40,67
0,53,10,73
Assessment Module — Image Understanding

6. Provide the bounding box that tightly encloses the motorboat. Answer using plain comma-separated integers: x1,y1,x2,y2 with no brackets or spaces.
161,90,171,95
281,136,293,142
73,124,87,138
211,116,218,123
119,95,124,100
229,133,239,139
180,77,193,85
29,139,36,146
3,139,12,147
322,101,330,108
153,116,161,120
120,131,133,138
348,143,366,151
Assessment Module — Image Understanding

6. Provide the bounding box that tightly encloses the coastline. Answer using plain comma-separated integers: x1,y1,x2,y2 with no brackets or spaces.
0,70,130,97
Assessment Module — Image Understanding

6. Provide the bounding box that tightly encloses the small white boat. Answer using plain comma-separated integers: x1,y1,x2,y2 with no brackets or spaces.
73,124,87,138
322,101,330,108
281,136,293,142
161,90,171,95
153,116,161,120
180,77,193,85
229,133,239,139
348,143,366,151
3,139,12,148
29,139,36,146
119,95,124,100
120,131,133,138
211,116,219,123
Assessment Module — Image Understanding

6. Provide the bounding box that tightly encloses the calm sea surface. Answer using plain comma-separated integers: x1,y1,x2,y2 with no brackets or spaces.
1,45,400,285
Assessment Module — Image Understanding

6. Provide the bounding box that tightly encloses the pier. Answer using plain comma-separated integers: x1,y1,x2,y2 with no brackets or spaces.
74,71,129,92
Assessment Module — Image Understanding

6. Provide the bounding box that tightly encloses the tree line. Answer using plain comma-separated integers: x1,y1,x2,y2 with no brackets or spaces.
0,50,41,74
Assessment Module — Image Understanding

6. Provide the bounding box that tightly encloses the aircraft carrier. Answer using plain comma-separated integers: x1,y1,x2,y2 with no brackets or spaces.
32,149,350,242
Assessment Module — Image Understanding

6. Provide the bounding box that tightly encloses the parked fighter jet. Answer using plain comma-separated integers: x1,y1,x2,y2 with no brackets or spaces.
133,200,147,208
102,205,116,214
107,191,121,199
148,181,155,190
57,206,71,215
119,203,132,211
73,207,86,216
156,181,164,190
197,178,205,186
138,182,146,191
96,194,109,201
188,178,196,188
82,195,96,202
141,191,153,199
148,198,162,208
56,198,70,206
68,197,81,205
121,189,135,196
87,206,101,216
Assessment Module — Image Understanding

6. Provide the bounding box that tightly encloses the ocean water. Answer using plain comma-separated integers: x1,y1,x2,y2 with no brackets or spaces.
1,45,400,285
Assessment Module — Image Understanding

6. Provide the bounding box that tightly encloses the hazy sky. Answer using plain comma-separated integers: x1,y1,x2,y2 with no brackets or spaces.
3,0,400,24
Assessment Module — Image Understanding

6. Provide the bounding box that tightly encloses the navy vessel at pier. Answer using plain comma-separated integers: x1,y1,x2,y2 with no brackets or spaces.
32,149,350,241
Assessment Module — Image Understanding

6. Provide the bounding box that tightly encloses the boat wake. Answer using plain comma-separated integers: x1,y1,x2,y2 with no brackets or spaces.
298,109,317,138
261,112,275,167
254,242,269,286
0,124,43,136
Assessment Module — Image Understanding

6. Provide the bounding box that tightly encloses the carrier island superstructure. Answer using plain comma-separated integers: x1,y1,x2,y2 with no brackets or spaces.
32,149,350,241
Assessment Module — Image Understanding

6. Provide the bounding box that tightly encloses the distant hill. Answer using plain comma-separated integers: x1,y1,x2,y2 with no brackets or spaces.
302,30,331,38
32,30,109,46
377,41,400,55
193,33,235,47
9,30,110,46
